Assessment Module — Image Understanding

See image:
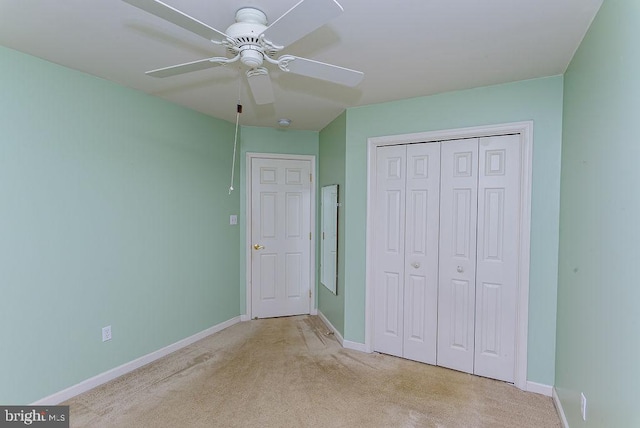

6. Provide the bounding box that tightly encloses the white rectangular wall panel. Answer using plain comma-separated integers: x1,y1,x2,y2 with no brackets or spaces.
261,193,277,238
285,253,302,298
479,282,501,356
386,191,402,253
259,254,277,300
406,274,426,339
285,193,303,238
450,279,471,351
384,272,401,335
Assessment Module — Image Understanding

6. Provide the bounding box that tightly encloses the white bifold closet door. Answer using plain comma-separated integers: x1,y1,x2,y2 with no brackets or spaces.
437,135,521,382
374,134,521,383
373,142,441,364
436,138,479,374
475,135,520,382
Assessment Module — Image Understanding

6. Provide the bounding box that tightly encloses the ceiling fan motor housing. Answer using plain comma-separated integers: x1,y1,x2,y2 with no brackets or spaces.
122,0,364,103
225,8,269,68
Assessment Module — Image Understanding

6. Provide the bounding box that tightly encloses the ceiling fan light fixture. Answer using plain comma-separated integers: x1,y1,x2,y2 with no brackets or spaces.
239,46,264,68
278,118,292,127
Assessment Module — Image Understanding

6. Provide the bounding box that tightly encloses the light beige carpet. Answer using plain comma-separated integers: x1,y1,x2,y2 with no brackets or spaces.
65,316,561,427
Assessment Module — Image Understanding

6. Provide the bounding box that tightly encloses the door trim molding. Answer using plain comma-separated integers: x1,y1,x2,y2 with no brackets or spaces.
245,152,317,320
365,121,533,391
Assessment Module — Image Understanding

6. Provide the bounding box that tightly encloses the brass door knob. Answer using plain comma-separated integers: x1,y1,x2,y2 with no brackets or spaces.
253,244,265,250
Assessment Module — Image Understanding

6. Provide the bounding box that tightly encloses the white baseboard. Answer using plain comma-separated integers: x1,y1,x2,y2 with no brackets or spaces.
32,316,241,405
343,340,370,353
310,308,318,316
552,387,569,428
526,381,553,397
316,311,372,353
317,310,344,345
240,314,251,322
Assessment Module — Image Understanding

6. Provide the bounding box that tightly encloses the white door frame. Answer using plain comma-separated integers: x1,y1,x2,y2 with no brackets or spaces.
365,121,533,391
245,152,317,320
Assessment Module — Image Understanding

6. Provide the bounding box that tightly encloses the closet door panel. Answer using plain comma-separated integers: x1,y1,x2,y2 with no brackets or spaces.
373,145,407,357
403,143,441,364
437,138,478,374
474,135,521,382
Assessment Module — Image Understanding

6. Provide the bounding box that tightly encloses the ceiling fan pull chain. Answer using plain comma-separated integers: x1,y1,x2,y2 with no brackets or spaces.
228,107,240,195
228,76,243,195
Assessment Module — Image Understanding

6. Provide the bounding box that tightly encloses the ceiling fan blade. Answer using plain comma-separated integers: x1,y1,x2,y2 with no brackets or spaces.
246,68,275,105
278,56,364,87
122,0,228,42
146,57,228,78
261,0,343,48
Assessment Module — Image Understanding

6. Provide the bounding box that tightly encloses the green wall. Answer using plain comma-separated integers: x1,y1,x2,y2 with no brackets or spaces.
557,0,639,425
341,76,564,385
0,46,240,404
318,112,347,335
238,126,319,315
10,2,632,407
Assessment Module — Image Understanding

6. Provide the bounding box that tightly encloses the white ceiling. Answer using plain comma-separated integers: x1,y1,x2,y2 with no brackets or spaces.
0,0,602,131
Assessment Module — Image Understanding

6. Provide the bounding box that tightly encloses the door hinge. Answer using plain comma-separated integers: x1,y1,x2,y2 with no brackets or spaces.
310,173,312,183
309,232,312,240
309,289,312,299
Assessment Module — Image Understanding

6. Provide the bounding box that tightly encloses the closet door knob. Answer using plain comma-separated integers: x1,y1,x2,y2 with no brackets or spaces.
457,266,464,273
411,262,420,269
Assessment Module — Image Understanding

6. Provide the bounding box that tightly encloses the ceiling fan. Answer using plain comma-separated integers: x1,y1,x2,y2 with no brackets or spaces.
122,0,364,105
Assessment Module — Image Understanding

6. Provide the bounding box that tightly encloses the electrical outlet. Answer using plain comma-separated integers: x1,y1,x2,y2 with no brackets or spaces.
102,325,112,342
229,215,238,225
580,392,587,421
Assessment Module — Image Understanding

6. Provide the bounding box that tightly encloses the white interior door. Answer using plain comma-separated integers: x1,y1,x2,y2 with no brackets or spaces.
474,135,521,382
373,145,407,357
373,135,522,381
403,143,441,364
251,157,311,318
437,138,479,374
373,143,441,364
368,125,532,388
